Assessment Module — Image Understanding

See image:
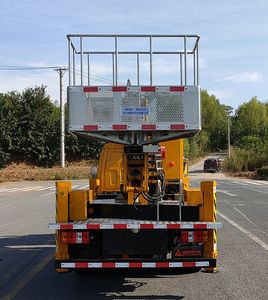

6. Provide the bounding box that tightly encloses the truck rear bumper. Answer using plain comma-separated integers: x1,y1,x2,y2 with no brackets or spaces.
55,258,216,269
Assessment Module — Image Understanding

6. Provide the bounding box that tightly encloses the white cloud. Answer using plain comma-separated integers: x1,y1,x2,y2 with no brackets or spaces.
214,72,262,83
207,89,234,100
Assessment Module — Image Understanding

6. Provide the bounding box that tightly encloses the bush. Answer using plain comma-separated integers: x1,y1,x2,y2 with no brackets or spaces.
0,87,104,168
0,149,10,168
224,145,268,173
256,166,268,179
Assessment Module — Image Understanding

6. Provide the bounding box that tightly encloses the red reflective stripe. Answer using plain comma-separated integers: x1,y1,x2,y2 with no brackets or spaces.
140,224,154,229
141,86,156,92
84,125,99,131
60,224,73,230
112,86,127,92
75,262,88,268
129,262,142,268
167,224,180,229
86,224,100,230
83,86,98,92
169,86,185,92
113,224,127,229
183,262,196,268
194,224,207,229
156,262,169,268
102,262,116,268
170,124,185,130
141,124,156,130
112,124,128,130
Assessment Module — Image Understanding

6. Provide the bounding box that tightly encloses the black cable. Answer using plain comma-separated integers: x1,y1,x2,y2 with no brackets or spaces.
0,65,66,70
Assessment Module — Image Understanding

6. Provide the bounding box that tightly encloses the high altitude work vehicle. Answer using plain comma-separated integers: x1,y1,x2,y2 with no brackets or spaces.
48,34,221,272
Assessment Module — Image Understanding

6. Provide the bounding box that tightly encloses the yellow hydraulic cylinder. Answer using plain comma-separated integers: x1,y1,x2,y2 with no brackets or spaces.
200,181,218,272
55,181,71,272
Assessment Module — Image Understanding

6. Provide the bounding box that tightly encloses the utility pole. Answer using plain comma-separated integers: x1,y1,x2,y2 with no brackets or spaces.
228,117,231,158
55,67,68,168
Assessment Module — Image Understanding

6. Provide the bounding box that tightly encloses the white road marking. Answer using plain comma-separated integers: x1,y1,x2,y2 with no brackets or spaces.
0,183,88,194
0,188,13,191
242,180,262,186
36,186,54,191
232,181,248,186
0,188,19,192
19,187,43,192
218,211,268,251
79,185,89,189
41,191,55,197
0,186,44,193
6,244,55,249
233,206,256,226
243,187,268,195
5,188,22,192
219,181,236,185
0,205,13,210
217,189,238,197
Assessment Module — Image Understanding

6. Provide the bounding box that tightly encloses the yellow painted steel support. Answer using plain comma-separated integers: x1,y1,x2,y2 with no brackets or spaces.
127,187,135,205
69,190,88,221
55,181,71,272
89,178,100,203
97,143,124,193
186,188,202,206
160,139,184,181
200,181,218,272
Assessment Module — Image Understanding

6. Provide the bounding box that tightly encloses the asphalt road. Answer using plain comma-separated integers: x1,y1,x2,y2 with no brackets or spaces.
0,165,268,299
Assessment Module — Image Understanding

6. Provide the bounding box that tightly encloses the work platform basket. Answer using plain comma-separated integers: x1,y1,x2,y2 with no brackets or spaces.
67,34,201,145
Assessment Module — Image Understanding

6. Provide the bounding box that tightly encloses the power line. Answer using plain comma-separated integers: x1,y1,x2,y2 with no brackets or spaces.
0,64,126,85
0,65,66,70
73,68,126,85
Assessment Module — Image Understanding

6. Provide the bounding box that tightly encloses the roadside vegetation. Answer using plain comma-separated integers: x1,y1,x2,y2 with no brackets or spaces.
0,86,267,180
223,97,268,179
185,90,231,160
0,86,103,170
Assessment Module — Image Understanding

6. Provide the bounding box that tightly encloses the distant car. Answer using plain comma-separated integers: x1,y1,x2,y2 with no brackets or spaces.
203,158,221,173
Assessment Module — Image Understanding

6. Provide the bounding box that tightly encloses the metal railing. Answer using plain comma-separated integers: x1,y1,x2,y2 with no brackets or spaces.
67,34,200,87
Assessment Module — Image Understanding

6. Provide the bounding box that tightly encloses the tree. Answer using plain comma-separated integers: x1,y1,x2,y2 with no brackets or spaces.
232,97,268,144
0,86,105,168
0,92,19,167
201,90,230,150
13,86,60,166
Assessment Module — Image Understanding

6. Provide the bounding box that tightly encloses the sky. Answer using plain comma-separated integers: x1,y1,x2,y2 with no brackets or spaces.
0,0,268,111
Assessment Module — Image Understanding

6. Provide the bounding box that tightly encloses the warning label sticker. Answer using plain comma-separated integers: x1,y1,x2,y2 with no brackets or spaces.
122,107,150,116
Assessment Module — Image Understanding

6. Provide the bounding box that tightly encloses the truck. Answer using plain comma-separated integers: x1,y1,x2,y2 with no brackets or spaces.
48,34,222,273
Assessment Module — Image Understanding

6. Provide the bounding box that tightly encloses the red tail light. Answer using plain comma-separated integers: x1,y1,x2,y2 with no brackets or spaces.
67,232,76,244
181,230,208,243
60,231,90,244
82,231,89,243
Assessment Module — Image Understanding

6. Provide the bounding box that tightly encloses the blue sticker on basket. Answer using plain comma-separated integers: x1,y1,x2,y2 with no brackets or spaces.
122,107,150,116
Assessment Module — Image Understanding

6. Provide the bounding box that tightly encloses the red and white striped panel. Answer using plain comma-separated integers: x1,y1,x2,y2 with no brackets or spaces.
48,221,222,230
61,261,210,269
83,86,186,93
82,123,186,131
